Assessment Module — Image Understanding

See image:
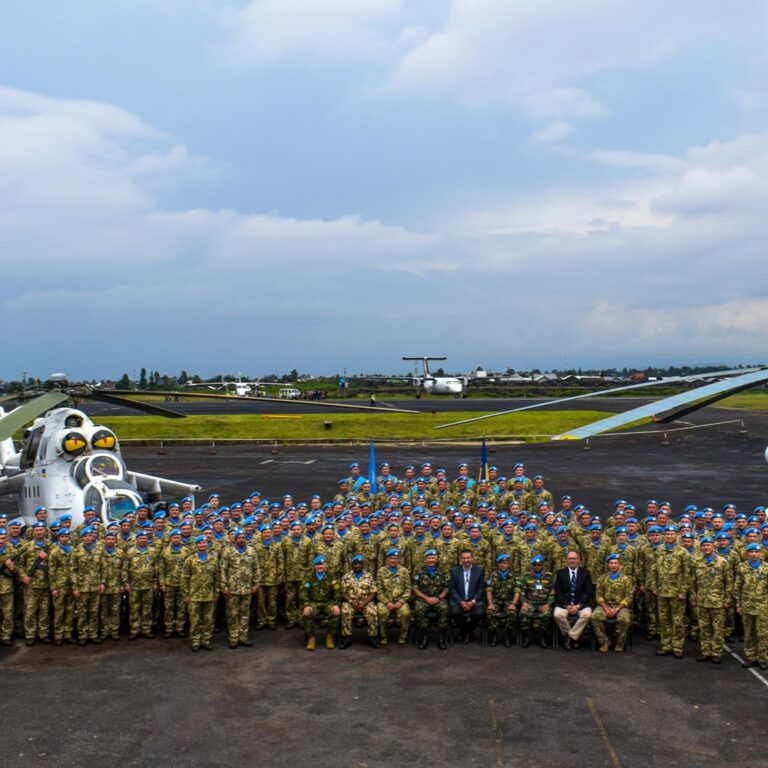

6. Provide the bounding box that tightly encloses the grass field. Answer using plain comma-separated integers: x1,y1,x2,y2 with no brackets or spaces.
100,409,610,442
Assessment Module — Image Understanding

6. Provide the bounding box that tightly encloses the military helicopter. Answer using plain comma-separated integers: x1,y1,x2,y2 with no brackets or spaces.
0,374,418,527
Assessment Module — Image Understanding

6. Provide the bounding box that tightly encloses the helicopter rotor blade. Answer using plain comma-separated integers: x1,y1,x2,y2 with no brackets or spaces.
0,392,70,441
88,392,186,418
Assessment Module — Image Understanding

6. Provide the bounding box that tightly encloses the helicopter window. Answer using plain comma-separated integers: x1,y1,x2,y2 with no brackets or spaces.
65,415,83,428
90,454,122,477
61,431,88,457
107,496,139,521
20,426,44,470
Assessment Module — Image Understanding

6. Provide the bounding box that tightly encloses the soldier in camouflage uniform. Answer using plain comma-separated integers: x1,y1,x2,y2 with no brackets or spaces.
412,549,449,650
735,543,768,669
123,529,157,639
182,535,220,651
651,526,690,658
485,553,519,647
158,528,189,637
690,536,732,663
99,530,125,641
0,528,17,645
48,529,75,645
376,549,412,645
71,526,104,644
518,554,555,648
640,526,664,639
18,522,51,645
300,555,341,650
221,529,260,648
592,554,633,652
339,554,379,649
281,521,312,628
254,527,282,630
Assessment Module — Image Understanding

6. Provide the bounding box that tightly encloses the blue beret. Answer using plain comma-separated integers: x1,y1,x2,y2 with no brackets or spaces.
194,535,206,543
605,553,619,561
386,548,400,557
615,526,628,534
170,528,182,536
60,514,73,522
56,529,71,538
233,528,245,537
413,519,426,527
351,554,364,563
664,525,679,533
424,549,438,557
496,553,510,562
647,526,663,534
699,536,714,544
313,555,327,565
556,526,567,534
716,532,730,540
588,524,602,532
80,526,94,536
746,543,762,552
681,533,694,540
530,554,544,564
561,495,572,502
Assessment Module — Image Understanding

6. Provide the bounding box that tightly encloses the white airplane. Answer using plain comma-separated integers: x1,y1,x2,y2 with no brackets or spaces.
401,357,468,398
184,377,268,397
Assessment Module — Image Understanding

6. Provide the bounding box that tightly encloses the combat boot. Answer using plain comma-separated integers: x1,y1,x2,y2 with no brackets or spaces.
397,630,408,645
488,630,497,647
325,634,336,650
418,630,428,650
521,630,531,648
539,631,549,649
306,635,316,651
599,641,610,653
614,643,624,653
437,630,447,650
504,630,513,648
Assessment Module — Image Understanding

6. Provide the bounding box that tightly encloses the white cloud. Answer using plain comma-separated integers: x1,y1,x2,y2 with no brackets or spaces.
529,120,573,145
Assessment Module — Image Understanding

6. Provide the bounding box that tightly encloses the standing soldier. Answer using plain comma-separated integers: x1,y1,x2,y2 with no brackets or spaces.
48,528,75,645
281,521,312,629
19,522,51,645
254,526,281,630
182,535,220,651
339,554,379,649
123,529,157,640
376,549,412,646
313,525,347,579
640,525,664,639
300,555,341,650
690,536,732,664
592,554,633,653
71,526,104,645
100,530,125,641
0,528,17,645
485,553,519,647
221,528,260,648
735,543,768,670
158,528,189,638
652,525,690,658
518,554,555,648
412,549,450,650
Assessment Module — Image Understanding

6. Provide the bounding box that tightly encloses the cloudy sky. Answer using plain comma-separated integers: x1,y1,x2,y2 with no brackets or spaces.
1,1,767,380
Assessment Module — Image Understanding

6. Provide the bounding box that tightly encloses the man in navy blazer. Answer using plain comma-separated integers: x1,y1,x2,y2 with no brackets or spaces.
449,549,486,643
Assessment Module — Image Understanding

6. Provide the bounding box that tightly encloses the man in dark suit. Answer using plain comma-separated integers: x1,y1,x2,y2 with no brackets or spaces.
554,550,595,649
449,549,485,643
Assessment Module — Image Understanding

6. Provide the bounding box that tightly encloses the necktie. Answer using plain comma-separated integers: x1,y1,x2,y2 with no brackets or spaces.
465,569,470,599
570,569,577,602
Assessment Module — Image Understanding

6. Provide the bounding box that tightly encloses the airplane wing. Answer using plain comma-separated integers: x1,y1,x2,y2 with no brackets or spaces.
435,368,763,431
553,367,768,440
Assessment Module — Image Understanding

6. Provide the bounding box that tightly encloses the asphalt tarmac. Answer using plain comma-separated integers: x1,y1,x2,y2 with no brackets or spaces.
2,405,768,768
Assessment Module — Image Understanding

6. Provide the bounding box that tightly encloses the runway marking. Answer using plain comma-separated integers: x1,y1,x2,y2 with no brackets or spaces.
724,644,768,690
586,697,623,768
488,698,505,768
259,459,317,465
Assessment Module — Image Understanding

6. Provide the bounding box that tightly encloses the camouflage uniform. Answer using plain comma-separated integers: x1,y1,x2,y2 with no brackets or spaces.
123,546,157,637
0,546,16,642
221,545,260,645
376,566,412,643
158,544,189,635
691,554,732,659
71,544,104,641
652,545,690,655
735,560,768,664
412,566,450,630
48,544,75,643
19,541,51,642
300,572,341,639
281,535,313,625
592,573,633,648
485,571,518,634
640,544,662,637
517,571,555,634
340,570,378,638
100,545,125,640
253,540,281,628
182,552,220,650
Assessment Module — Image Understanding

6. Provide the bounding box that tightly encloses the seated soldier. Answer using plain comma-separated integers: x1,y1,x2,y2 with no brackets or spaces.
412,549,450,650
591,554,633,652
339,554,379,649
300,555,341,651
485,553,519,647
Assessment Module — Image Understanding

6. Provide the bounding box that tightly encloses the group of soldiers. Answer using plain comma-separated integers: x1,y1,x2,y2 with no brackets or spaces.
0,459,767,666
